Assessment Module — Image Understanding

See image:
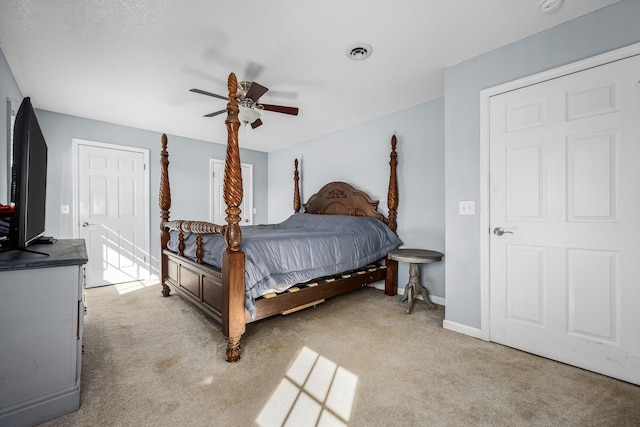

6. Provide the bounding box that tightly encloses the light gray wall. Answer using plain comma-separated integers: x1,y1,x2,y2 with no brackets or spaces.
444,0,640,329
31,110,268,275
0,44,269,272
268,99,445,299
1,46,270,270
0,48,22,203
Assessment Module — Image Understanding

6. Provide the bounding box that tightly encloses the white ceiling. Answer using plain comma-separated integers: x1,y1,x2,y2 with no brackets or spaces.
0,0,619,152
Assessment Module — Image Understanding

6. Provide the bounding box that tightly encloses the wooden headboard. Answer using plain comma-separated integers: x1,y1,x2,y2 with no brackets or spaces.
304,181,385,220
291,135,399,233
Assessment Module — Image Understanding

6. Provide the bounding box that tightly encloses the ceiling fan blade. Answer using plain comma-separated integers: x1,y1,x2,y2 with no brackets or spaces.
246,82,269,102
251,118,263,129
260,103,299,116
190,88,229,101
204,109,226,117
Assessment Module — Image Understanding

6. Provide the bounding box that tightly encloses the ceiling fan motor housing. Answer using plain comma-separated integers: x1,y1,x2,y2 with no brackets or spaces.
237,81,252,98
190,79,298,127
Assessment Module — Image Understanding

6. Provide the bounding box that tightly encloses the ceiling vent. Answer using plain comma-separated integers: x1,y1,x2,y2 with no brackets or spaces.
539,0,564,14
346,44,373,61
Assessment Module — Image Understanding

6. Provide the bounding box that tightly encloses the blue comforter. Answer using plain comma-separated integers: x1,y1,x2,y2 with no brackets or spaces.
167,213,402,318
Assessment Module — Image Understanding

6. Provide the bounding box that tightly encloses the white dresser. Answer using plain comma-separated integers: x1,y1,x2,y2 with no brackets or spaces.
0,239,88,427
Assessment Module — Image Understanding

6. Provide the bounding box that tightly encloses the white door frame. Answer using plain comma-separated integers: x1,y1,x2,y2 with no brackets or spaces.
479,42,640,341
72,139,150,276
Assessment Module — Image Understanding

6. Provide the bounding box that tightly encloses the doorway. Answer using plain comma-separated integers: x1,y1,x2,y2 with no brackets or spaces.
210,159,254,225
74,139,150,288
481,45,640,385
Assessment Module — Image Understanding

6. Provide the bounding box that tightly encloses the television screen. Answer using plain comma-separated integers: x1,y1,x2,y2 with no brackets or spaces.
9,97,48,249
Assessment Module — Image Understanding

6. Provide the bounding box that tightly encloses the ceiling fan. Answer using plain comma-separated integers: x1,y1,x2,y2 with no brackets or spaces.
190,81,299,129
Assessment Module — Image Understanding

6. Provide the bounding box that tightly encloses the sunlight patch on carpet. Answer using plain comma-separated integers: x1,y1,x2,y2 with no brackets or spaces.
256,346,357,427
199,376,214,385
115,279,159,295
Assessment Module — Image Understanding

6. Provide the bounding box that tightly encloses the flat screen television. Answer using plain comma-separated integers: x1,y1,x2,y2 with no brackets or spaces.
9,97,48,249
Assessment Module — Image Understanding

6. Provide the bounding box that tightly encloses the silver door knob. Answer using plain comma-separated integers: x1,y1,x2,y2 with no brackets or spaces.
82,222,95,227
493,227,514,236
244,219,249,223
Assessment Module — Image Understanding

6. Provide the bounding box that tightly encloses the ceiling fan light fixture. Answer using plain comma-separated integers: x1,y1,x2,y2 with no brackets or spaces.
346,43,373,61
238,105,261,125
191,80,297,127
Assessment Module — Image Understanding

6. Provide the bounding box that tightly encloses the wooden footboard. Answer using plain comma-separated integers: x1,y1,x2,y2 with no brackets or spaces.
159,73,400,362
164,249,224,322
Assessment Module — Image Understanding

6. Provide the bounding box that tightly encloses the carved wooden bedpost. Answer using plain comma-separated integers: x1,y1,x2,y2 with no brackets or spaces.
387,135,398,233
221,72,246,362
159,133,172,297
385,135,399,296
293,159,301,213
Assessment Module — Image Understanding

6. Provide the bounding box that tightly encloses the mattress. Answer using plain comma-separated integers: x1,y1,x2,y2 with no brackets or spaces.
167,213,402,317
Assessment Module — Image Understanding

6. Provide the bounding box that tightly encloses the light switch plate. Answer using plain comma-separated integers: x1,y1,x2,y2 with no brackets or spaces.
459,201,475,216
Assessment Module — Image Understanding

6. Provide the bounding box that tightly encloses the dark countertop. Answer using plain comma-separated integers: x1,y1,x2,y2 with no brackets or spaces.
0,239,88,271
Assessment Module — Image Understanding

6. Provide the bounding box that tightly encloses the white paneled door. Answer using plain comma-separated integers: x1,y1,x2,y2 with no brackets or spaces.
210,159,253,225
489,54,640,384
77,142,149,287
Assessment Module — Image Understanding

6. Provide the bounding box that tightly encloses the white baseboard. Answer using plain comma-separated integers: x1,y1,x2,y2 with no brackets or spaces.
370,281,482,339
370,282,445,306
443,319,484,340
423,292,445,306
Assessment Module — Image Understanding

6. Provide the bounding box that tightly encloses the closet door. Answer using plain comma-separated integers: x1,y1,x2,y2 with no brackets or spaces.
489,54,640,385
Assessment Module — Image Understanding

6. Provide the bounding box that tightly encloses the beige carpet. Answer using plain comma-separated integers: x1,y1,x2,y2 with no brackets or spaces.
41,282,640,427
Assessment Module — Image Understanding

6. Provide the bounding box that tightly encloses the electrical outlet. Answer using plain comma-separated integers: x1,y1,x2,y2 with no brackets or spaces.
459,201,475,216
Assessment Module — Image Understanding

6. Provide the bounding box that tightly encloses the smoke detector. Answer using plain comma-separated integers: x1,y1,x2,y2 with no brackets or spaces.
539,0,563,13
346,43,373,61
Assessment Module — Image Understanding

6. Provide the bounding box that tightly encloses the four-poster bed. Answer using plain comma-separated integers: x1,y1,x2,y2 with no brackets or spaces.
159,73,401,362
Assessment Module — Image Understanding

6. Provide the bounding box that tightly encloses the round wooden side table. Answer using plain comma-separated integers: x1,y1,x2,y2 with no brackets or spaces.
387,248,443,314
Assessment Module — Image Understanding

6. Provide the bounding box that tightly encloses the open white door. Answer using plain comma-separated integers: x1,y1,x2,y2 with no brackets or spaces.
75,140,150,287
489,54,640,385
